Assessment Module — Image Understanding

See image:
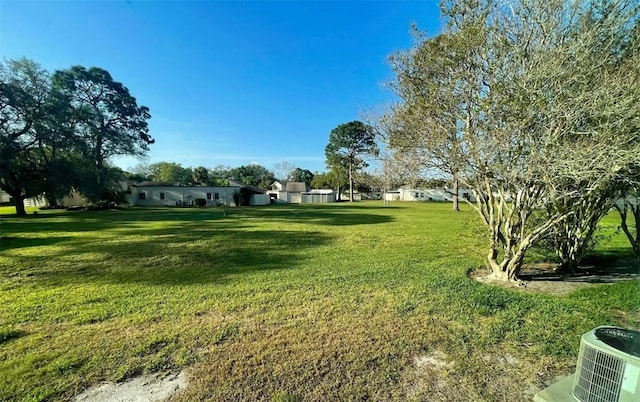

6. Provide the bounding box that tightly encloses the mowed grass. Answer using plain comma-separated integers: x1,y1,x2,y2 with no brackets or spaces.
0,202,638,401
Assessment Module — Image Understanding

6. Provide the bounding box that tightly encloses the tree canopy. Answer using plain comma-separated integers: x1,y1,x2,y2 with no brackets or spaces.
228,164,275,189
288,168,314,185
325,121,378,202
147,162,192,185
53,66,153,199
191,166,209,186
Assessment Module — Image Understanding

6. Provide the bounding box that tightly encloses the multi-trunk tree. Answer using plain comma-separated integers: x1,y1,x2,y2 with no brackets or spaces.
615,191,640,267
384,0,640,281
385,27,474,211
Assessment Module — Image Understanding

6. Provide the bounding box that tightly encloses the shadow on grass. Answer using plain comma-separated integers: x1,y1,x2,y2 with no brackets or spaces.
0,328,27,345
226,203,398,226
520,255,640,284
1,218,333,286
0,204,395,236
0,235,78,251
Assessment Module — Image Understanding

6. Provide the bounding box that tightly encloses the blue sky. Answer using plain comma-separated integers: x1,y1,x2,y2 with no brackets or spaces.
1,0,442,173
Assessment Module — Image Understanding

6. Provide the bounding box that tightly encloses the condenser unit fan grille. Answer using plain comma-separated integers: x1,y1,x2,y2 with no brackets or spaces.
573,345,625,402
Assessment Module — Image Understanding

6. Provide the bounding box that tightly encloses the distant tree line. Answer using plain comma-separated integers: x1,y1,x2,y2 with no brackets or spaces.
128,162,317,190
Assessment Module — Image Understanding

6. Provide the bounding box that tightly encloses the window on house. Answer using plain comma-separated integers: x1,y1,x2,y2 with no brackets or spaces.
415,192,419,198
206,193,212,200
214,193,219,200
420,193,425,198
160,192,165,200
138,192,146,200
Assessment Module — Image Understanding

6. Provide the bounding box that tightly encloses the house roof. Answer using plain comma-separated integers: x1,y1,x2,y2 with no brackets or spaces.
305,189,333,194
285,182,307,192
132,181,181,187
228,179,265,194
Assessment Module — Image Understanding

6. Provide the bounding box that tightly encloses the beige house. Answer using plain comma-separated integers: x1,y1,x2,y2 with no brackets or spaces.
129,180,269,207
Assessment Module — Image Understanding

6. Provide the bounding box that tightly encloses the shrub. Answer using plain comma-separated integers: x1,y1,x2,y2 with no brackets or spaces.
194,198,207,207
86,201,119,211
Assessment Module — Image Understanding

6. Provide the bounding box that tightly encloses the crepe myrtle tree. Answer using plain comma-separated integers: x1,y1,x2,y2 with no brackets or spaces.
614,166,640,267
325,121,378,202
465,0,640,281
385,25,474,212
542,181,622,273
616,193,640,267
384,0,640,281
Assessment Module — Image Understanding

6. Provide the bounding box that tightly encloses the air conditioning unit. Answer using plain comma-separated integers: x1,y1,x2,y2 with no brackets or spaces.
534,326,640,402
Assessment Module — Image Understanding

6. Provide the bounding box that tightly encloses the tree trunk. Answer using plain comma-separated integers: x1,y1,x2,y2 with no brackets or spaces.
349,162,354,202
14,195,27,216
557,260,579,274
487,246,503,277
452,178,459,211
616,201,640,267
46,193,58,207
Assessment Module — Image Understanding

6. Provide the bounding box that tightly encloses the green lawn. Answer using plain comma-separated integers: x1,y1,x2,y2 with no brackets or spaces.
1,202,638,401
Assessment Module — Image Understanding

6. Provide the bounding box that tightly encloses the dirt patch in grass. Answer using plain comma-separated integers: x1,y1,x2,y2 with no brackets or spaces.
470,260,640,295
73,371,187,402
404,349,554,401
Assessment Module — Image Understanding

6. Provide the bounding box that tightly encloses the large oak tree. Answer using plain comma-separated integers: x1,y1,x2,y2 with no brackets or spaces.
53,66,153,200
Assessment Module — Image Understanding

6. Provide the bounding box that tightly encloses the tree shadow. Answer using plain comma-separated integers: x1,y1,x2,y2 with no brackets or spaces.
0,205,395,242
0,236,77,251
227,204,396,226
0,205,395,286
520,257,640,284
2,218,333,286
0,328,27,345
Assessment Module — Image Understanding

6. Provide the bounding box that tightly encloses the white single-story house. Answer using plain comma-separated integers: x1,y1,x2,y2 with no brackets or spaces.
267,181,308,204
301,189,335,203
129,180,269,207
384,186,477,202
268,181,336,204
